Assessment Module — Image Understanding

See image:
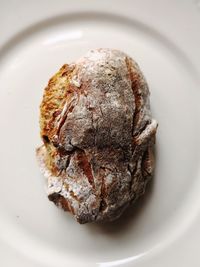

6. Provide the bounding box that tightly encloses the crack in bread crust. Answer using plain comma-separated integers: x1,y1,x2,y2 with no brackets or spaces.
36,48,158,223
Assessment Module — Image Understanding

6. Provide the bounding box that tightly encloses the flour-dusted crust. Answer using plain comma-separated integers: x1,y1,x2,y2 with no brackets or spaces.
36,48,158,223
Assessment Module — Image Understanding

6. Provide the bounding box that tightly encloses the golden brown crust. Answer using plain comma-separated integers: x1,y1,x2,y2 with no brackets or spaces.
40,64,75,140
40,64,78,174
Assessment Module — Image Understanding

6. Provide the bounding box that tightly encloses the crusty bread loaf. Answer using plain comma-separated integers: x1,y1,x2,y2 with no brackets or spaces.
36,48,158,223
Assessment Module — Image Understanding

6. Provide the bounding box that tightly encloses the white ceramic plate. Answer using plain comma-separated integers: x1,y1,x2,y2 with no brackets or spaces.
1,0,200,266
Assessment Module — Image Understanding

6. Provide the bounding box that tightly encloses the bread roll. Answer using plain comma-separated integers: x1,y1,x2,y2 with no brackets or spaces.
36,48,158,223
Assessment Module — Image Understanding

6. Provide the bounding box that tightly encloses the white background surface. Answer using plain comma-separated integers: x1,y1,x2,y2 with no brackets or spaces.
0,0,200,266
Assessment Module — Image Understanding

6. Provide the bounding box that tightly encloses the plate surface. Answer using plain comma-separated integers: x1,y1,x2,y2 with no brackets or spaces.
1,1,200,266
